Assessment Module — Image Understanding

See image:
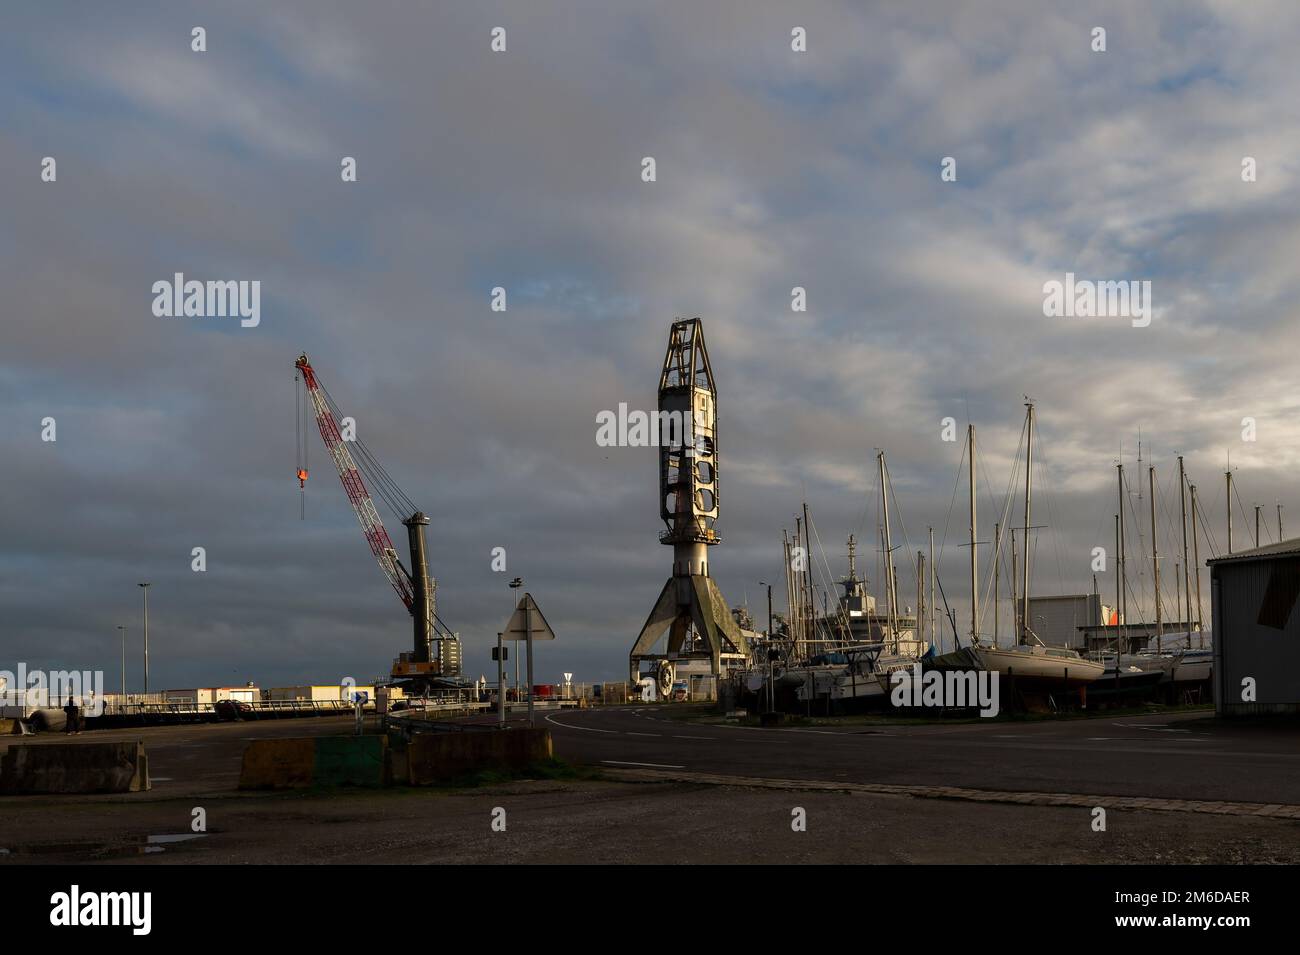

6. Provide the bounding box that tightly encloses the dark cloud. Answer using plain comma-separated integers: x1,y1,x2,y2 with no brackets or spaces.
3,2,1298,688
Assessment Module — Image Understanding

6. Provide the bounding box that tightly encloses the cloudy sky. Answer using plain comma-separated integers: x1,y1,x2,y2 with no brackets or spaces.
3,1,1298,690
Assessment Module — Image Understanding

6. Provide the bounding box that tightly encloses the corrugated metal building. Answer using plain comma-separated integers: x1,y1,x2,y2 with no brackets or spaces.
1209,539,1300,717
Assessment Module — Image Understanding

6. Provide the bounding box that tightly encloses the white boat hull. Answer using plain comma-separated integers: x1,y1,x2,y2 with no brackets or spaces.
974,646,1106,685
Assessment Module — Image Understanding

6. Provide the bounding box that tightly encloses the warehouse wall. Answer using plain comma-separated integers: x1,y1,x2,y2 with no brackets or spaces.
1028,595,1100,649
1213,558,1300,716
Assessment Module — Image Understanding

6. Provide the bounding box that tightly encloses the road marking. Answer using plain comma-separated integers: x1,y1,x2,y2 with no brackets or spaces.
1089,735,1208,743
673,735,714,740
599,767,1300,819
544,713,618,734
601,760,685,770
627,732,660,737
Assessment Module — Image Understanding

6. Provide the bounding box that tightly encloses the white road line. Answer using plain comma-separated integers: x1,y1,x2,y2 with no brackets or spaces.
601,760,685,769
710,722,854,737
544,713,618,734
626,732,660,737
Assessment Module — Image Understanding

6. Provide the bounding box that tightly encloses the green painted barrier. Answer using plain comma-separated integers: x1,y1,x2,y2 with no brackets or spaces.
239,736,387,789
313,735,387,788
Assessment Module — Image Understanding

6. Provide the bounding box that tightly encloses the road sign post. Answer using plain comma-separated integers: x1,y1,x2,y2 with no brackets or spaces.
496,632,505,725
525,597,535,726
500,593,556,729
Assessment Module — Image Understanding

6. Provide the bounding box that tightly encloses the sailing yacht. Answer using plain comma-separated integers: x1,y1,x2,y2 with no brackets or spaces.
933,403,1105,689
795,453,932,708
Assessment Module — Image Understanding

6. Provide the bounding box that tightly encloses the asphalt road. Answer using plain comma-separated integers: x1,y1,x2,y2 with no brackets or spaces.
543,707,1300,805
2,709,1298,864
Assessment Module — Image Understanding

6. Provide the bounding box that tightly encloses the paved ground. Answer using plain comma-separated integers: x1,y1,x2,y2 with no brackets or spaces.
543,706,1300,805
1,707,1298,863
5,779,1299,864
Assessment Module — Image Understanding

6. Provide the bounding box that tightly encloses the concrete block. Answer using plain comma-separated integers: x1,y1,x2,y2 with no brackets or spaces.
313,735,387,788
238,737,316,789
238,736,388,789
406,728,553,785
0,741,150,794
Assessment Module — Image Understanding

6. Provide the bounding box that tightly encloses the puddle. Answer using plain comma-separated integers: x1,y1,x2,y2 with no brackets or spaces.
1,833,207,859
147,833,205,845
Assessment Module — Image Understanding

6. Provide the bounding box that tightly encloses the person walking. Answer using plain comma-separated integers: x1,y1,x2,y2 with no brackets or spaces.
62,696,80,735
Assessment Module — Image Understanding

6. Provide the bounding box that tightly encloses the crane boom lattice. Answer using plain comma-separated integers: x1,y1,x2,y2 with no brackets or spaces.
295,354,414,611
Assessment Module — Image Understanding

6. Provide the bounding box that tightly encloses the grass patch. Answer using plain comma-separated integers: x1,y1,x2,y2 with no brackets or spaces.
442,757,601,789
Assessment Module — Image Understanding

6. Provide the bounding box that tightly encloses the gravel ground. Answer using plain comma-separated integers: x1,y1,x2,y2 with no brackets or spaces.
3,779,1298,864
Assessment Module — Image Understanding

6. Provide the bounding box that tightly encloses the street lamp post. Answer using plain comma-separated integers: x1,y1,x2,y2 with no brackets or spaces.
138,583,151,695
116,625,127,702
759,581,774,713
509,577,522,702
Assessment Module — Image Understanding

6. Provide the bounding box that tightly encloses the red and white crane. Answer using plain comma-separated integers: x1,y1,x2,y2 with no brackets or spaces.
296,354,413,610
295,354,460,686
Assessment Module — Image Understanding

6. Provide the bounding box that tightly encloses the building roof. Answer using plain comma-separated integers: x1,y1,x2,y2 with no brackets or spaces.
1207,537,1300,566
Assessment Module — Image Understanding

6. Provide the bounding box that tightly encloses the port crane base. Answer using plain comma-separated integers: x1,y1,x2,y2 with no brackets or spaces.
629,573,749,689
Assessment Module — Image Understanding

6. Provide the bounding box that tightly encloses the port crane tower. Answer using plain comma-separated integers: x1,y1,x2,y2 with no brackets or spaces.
294,354,461,690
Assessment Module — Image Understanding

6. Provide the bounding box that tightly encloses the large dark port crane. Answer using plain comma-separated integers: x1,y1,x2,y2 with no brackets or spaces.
294,354,462,691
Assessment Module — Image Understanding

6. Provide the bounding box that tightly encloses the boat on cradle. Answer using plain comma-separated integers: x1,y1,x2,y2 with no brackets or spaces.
794,647,914,705
1116,632,1213,685
1086,654,1167,700
927,642,1105,688
932,403,1106,692
974,643,1105,686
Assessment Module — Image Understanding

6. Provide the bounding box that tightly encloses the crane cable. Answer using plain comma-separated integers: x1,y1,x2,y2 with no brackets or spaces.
315,380,419,522
295,372,306,519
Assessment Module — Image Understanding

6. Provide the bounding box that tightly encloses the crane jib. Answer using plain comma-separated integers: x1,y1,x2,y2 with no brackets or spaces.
296,356,416,614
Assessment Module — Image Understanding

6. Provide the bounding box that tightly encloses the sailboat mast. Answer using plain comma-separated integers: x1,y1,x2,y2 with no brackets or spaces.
793,518,804,657
1191,484,1204,643
968,424,978,645
1226,468,1233,554
928,526,936,652
891,566,901,649
795,501,806,649
1010,527,1017,638
993,522,1001,648
1114,514,1121,653
1179,456,1191,637
1118,462,1127,649
916,552,924,656
1150,465,1162,652
1021,403,1033,645
879,452,897,650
